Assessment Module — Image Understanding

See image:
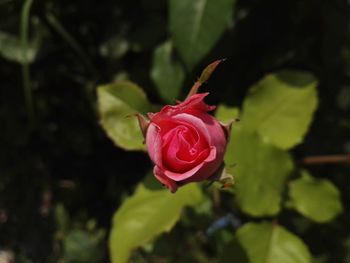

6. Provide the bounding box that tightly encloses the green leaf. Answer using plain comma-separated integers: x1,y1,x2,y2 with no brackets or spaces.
97,81,154,151
64,229,105,263
99,35,129,59
0,30,41,63
109,183,203,263
151,41,185,102
242,71,318,149
169,0,234,69
225,126,293,216
215,104,239,123
288,171,343,223
221,222,311,263
55,203,70,235
219,236,249,263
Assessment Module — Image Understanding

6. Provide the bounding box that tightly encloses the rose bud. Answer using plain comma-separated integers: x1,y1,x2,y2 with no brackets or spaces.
137,92,231,193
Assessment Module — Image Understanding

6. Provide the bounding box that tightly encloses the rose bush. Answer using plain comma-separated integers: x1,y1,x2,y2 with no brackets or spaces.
137,92,230,192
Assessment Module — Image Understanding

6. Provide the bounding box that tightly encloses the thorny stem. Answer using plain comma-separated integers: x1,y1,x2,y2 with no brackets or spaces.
302,154,350,165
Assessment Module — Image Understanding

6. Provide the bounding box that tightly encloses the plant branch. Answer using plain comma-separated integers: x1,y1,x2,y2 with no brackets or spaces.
302,154,350,165
20,0,35,126
46,13,97,76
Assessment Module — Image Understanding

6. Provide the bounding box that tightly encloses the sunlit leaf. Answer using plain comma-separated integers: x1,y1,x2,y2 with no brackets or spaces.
215,104,239,123
109,183,202,263
221,222,311,263
242,71,318,149
169,0,235,68
225,126,293,216
97,81,154,151
288,170,343,223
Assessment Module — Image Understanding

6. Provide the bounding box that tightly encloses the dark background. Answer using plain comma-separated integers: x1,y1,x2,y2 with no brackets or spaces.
1,0,350,262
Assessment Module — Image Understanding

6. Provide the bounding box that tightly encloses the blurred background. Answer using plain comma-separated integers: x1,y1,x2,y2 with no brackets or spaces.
0,0,350,262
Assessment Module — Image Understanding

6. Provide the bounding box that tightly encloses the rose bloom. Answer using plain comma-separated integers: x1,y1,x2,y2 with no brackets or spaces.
138,92,229,192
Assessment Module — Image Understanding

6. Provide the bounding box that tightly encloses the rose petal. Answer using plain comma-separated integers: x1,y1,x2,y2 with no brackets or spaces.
171,113,211,145
160,117,211,172
146,123,163,167
175,93,215,112
150,93,215,124
182,159,223,184
153,166,178,193
164,144,209,173
164,146,216,181
161,125,196,148
161,125,210,172
191,112,227,158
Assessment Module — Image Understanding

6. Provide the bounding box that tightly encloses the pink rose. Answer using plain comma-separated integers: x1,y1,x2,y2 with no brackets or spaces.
138,92,229,192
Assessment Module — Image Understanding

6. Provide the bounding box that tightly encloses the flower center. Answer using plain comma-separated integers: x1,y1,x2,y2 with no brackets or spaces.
176,126,200,158
161,123,209,173
189,148,197,155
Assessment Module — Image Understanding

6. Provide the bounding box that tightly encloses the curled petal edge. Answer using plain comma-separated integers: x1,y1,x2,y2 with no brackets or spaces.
164,146,217,181
220,118,239,140
151,93,215,125
153,166,178,193
136,113,150,139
